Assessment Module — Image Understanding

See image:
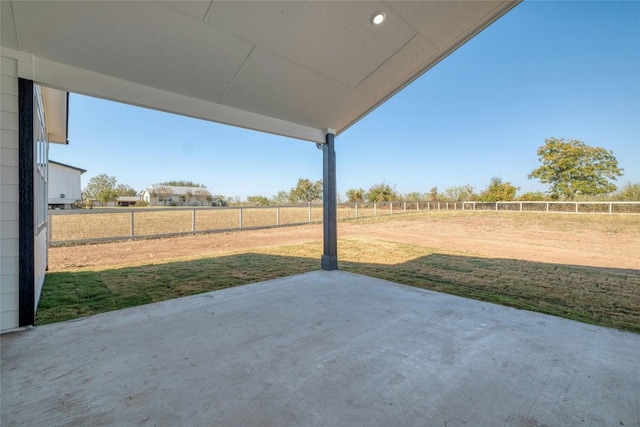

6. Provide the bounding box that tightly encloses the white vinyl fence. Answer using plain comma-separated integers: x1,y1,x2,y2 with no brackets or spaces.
462,201,640,214
48,201,640,246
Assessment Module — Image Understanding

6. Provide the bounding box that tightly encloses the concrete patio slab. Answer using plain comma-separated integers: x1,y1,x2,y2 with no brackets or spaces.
1,270,638,426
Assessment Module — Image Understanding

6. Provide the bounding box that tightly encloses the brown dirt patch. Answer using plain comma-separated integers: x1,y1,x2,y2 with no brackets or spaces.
49,212,640,273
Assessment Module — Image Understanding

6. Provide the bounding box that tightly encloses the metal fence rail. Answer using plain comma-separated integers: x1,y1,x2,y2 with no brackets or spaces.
48,201,640,246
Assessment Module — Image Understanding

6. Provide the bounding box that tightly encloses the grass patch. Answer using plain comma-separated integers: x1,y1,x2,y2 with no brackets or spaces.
39,236,640,333
37,253,317,325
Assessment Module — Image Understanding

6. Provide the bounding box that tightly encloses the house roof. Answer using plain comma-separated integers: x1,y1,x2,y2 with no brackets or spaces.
145,185,212,196
0,1,520,144
49,160,86,174
116,196,141,202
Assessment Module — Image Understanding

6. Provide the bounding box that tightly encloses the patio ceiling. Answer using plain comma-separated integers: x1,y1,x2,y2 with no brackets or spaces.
1,1,519,143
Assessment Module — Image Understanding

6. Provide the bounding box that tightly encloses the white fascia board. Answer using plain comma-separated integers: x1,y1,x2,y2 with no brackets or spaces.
42,87,68,144
2,48,325,144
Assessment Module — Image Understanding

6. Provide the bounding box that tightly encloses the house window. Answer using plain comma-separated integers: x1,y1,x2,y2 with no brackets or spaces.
34,85,48,232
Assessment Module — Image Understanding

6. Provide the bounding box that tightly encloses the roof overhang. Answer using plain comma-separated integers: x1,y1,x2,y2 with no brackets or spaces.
42,87,68,144
1,1,520,144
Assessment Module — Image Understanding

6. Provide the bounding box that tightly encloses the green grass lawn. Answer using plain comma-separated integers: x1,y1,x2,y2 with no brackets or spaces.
38,236,640,333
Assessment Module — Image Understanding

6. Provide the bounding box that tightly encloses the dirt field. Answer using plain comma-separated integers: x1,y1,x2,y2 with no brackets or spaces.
49,212,640,273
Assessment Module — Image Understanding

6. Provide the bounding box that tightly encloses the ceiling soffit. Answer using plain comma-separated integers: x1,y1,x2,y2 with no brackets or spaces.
1,1,520,142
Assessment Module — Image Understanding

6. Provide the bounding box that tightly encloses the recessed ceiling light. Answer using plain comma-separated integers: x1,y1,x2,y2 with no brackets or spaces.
371,12,386,25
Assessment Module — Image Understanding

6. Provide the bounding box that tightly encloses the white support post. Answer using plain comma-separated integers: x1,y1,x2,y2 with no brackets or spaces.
192,209,196,232
355,203,358,219
390,203,393,215
239,208,243,229
609,203,612,214
277,206,280,226
575,203,579,213
403,201,406,212
374,203,377,216
308,205,312,223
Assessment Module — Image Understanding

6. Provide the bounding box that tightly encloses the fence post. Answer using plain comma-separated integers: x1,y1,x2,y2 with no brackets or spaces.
239,208,243,229
374,203,377,216
575,203,579,214
130,211,135,238
192,209,196,232
417,202,419,212
390,203,393,215
277,206,280,226
427,202,430,211
308,205,312,223
355,203,358,219
403,201,406,212
48,214,53,242
495,202,498,211
438,202,440,210
609,203,612,214
546,202,549,212
519,202,522,212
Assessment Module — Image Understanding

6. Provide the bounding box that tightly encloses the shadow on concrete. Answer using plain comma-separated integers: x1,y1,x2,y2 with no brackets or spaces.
339,253,640,334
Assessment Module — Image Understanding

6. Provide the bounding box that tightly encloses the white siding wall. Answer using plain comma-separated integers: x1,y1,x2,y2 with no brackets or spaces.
49,162,82,205
0,55,19,331
34,229,47,307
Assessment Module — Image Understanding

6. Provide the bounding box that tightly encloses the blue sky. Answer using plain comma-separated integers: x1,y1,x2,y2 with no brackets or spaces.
51,1,640,200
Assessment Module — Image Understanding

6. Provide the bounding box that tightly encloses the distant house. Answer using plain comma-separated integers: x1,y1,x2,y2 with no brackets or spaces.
48,160,86,209
87,196,140,208
116,196,141,207
141,184,213,206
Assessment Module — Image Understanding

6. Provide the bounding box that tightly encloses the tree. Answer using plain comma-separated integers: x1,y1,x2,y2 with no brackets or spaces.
115,183,137,197
528,138,622,200
345,188,365,203
210,195,228,206
443,185,476,202
614,182,640,201
365,182,398,202
271,191,291,205
247,195,270,206
84,174,117,200
517,191,546,201
428,187,438,202
160,180,203,187
192,188,211,206
290,178,322,204
403,192,424,202
154,186,173,206
477,177,518,202
96,188,118,205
